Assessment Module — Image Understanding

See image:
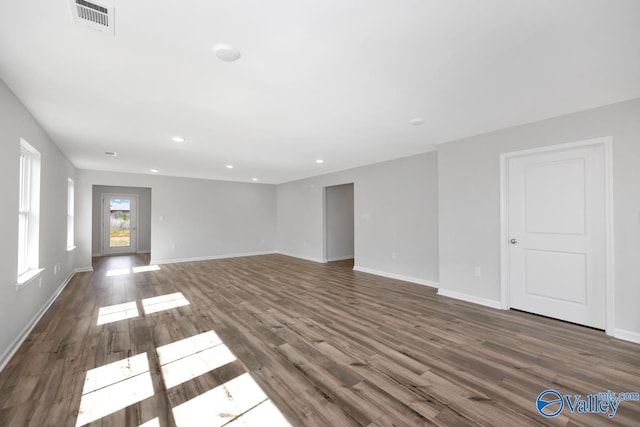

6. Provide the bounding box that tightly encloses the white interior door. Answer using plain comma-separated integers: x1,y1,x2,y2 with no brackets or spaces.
103,194,137,255
507,144,606,329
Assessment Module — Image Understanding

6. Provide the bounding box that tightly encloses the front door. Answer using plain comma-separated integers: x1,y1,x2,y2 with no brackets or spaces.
103,194,137,255
507,143,606,329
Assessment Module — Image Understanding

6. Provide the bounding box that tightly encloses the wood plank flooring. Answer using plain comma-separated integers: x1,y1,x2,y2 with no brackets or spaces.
0,254,639,426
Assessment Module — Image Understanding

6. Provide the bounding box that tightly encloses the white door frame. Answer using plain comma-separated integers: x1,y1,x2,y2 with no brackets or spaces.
499,137,615,335
101,193,138,255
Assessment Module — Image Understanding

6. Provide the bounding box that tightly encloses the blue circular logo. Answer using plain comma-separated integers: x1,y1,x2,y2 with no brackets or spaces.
537,389,564,417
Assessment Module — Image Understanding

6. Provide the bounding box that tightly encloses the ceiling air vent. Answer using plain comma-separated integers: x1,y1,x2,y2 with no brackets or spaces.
70,0,115,35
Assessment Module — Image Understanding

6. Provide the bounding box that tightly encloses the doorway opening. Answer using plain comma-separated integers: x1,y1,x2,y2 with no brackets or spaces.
92,185,152,265
324,183,355,267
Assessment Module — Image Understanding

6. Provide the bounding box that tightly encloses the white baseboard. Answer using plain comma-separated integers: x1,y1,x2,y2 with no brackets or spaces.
614,328,640,344
276,251,327,264
437,288,502,310
151,251,277,265
137,250,151,254
327,255,354,262
0,270,76,373
75,266,94,273
352,265,439,288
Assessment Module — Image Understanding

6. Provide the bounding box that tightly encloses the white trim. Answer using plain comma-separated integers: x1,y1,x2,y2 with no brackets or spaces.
603,140,615,336
15,267,45,290
1,270,76,373
613,329,640,345
322,186,328,262
499,147,510,310
151,251,277,265
75,266,94,273
276,251,327,264
437,289,502,310
67,177,75,249
352,265,438,288
499,137,615,333
327,255,354,262
136,250,151,254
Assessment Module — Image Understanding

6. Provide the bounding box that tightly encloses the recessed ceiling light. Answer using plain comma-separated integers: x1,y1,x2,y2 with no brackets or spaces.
226,164,234,169
252,178,258,182
172,136,185,143
212,44,241,62
409,118,425,126
105,151,117,157
316,159,324,164
150,169,159,173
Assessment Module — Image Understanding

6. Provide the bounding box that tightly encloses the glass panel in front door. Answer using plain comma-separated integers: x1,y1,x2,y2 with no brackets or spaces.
109,198,131,248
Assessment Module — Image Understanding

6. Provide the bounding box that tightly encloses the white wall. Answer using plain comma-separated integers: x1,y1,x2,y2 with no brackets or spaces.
438,98,640,338
92,185,152,255
0,79,77,368
325,184,354,261
76,170,277,268
277,152,439,285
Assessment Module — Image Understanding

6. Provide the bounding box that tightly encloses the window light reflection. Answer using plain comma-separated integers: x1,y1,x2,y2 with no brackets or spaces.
142,292,190,315
132,265,161,273
137,418,160,427
76,353,154,427
157,331,222,364
97,301,139,325
172,373,292,427
106,268,131,277
157,331,236,389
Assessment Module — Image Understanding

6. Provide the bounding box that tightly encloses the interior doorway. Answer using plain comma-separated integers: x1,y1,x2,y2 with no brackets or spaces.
324,183,355,264
500,137,613,332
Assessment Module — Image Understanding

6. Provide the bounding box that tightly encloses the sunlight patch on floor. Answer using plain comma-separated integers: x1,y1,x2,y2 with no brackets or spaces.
76,353,154,426
97,301,139,325
172,373,291,427
106,268,131,277
141,292,190,314
138,417,160,427
132,265,161,273
157,331,236,388
156,331,223,364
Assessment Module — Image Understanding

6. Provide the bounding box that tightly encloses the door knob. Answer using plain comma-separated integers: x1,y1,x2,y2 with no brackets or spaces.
510,238,518,244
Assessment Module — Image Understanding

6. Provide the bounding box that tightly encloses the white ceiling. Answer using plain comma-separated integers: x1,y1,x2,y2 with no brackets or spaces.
1,1,639,184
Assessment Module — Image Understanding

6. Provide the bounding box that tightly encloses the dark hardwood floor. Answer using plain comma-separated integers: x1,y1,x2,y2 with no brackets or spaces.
0,254,638,426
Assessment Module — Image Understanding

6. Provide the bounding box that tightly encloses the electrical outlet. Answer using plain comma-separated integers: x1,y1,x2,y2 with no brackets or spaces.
474,267,482,277
391,252,397,260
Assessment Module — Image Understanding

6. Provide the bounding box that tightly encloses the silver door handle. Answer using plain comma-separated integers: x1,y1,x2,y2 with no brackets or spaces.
510,238,518,244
